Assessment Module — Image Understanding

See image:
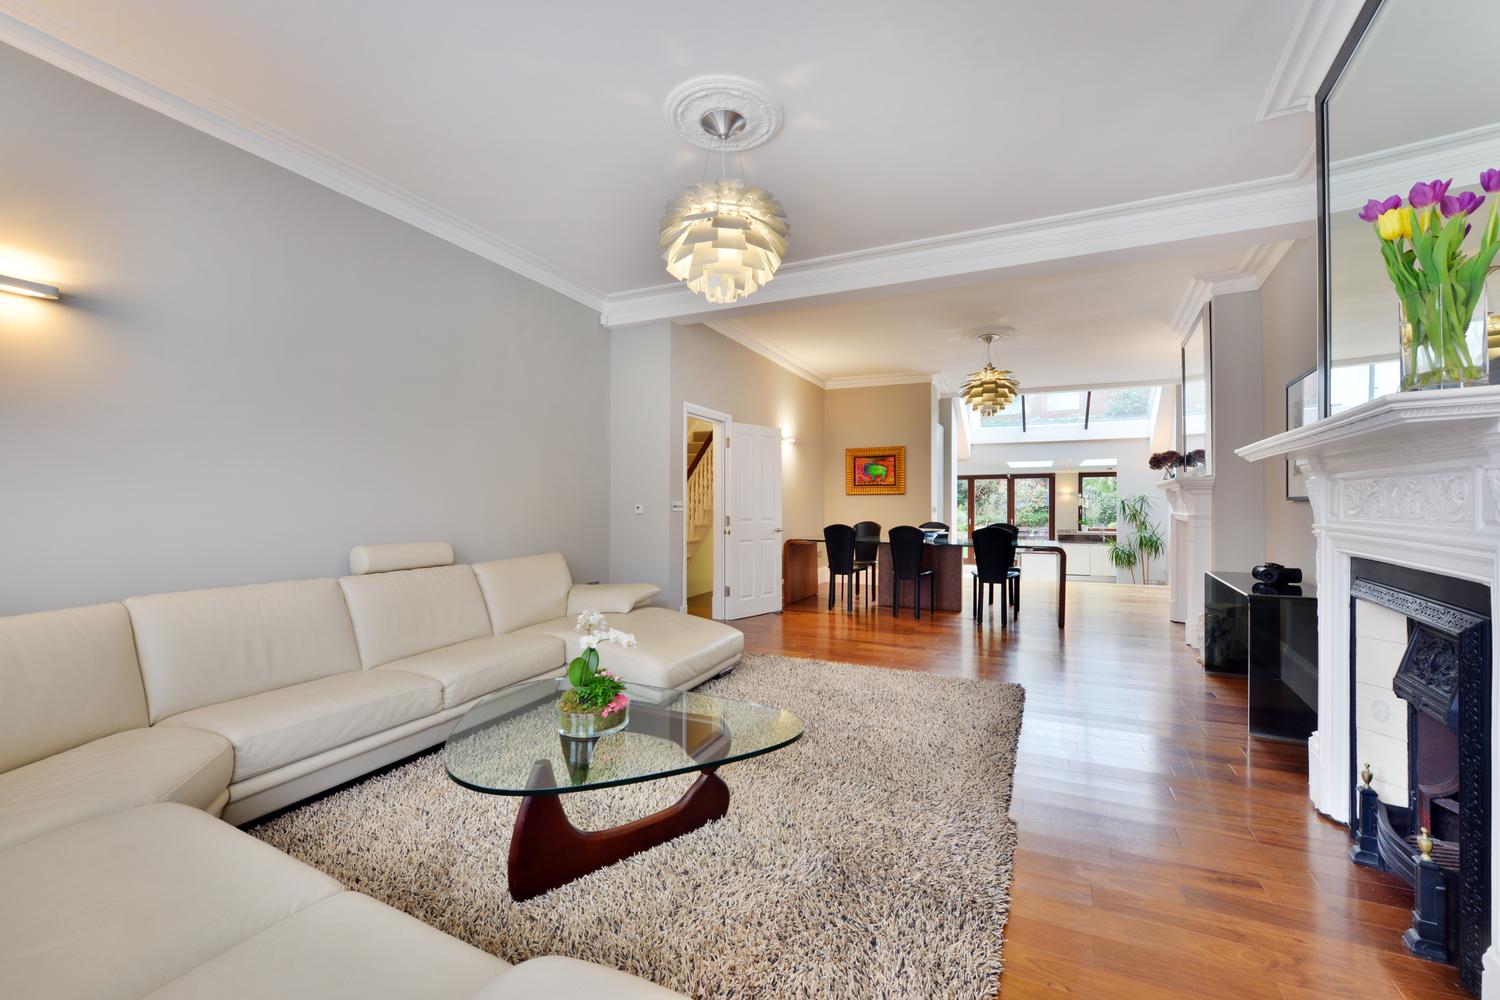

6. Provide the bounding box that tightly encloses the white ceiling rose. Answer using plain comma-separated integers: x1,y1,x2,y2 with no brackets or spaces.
663,75,783,151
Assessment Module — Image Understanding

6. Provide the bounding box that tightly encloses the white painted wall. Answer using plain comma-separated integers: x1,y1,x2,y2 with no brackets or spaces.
0,44,611,615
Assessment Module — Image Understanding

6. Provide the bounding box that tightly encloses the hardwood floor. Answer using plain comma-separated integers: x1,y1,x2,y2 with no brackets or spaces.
732,578,1467,999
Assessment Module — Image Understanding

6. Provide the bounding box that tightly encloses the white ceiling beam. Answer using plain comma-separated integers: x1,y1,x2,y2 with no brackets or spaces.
601,170,1315,328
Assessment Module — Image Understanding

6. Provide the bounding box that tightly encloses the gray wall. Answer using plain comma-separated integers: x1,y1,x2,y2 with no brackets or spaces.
0,44,610,614
1207,290,1267,573
1259,239,1318,579
608,322,673,600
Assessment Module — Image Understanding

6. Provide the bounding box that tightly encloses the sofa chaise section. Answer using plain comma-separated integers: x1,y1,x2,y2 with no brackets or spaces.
0,603,233,849
472,552,744,690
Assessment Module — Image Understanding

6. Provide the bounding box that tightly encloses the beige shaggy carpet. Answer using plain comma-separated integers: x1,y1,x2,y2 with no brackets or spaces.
249,653,1024,999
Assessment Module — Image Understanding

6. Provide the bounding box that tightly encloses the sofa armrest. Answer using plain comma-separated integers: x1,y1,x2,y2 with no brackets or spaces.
566,583,660,616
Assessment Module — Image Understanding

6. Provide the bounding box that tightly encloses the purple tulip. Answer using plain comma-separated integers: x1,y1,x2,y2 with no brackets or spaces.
1440,191,1486,218
1410,179,1449,208
1359,195,1402,222
1481,169,1500,194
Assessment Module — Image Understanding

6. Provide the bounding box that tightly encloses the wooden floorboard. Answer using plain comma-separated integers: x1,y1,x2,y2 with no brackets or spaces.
731,578,1466,999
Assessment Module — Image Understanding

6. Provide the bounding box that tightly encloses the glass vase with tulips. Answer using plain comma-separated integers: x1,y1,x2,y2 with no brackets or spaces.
1359,170,1500,391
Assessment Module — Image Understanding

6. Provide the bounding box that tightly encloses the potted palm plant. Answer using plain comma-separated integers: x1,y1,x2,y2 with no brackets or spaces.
1106,494,1165,585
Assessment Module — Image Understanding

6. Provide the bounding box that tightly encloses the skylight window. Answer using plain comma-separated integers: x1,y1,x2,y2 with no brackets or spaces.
1079,458,1117,467
970,385,1160,443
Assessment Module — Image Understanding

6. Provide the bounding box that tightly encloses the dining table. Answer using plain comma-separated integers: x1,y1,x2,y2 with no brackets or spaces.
781,534,1068,628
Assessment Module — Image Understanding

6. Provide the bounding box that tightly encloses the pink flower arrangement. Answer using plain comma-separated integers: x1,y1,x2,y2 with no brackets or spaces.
600,693,630,717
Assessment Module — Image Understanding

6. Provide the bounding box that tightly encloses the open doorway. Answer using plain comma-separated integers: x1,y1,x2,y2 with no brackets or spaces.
683,404,728,619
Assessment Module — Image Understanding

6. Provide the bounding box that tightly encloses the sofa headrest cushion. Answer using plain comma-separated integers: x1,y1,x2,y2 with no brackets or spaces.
349,542,455,576
566,583,661,616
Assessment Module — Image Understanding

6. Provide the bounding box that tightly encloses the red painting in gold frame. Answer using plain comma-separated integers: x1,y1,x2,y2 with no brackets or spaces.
845,446,906,495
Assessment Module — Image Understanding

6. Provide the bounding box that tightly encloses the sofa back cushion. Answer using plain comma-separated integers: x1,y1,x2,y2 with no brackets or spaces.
0,603,147,773
337,565,491,668
472,553,574,634
126,579,363,723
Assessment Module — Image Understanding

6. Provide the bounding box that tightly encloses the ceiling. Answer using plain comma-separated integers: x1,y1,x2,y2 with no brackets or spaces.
3,0,1314,300
712,237,1262,390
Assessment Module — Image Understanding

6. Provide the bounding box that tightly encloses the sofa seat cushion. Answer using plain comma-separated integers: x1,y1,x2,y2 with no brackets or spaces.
159,670,442,783
522,608,743,689
378,633,564,708
146,892,508,1000
470,956,687,999
0,802,342,1000
0,725,232,850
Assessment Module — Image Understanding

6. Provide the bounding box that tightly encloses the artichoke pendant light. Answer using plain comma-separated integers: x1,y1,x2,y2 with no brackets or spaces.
960,331,1021,417
660,109,789,305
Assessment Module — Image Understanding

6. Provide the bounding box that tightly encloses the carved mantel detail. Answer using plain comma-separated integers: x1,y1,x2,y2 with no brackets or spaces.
1339,473,1472,523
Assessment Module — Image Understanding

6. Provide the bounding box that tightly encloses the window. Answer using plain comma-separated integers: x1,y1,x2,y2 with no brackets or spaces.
1088,387,1155,424
972,385,1161,442
956,474,1053,540
1012,476,1053,537
1078,472,1118,531
1329,359,1400,415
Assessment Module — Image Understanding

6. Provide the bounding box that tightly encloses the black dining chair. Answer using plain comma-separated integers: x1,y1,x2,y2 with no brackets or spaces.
971,523,1021,627
853,521,881,597
919,520,950,543
822,524,870,612
888,525,935,620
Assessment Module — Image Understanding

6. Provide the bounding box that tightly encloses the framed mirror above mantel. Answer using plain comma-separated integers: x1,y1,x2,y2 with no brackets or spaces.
1316,0,1500,421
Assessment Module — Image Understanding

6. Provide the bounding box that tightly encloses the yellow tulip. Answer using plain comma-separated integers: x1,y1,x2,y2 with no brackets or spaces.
1376,206,1413,241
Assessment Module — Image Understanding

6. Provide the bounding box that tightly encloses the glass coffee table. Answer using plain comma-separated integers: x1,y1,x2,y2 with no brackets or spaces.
444,676,804,900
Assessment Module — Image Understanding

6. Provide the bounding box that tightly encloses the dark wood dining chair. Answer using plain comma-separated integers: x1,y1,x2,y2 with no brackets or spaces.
971,523,1021,627
853,521,881,597
822,524,870,612
888,525,935,620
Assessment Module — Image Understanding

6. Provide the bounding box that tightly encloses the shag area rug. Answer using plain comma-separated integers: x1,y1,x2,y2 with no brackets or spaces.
249,653,1024,999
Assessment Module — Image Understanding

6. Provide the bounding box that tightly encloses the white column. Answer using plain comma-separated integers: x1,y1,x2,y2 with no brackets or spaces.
1157,476,1214,648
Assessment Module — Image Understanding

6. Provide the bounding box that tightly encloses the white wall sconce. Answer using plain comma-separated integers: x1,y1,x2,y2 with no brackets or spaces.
781,430,796,444
0,275,60,300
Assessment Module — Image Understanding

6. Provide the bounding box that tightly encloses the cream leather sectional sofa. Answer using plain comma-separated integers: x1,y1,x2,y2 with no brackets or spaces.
0,543,741,999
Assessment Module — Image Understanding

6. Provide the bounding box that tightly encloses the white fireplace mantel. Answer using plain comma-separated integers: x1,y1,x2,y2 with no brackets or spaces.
1238,385,1500,998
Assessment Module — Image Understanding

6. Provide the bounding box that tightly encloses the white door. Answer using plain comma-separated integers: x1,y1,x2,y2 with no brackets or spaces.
723,422,782,619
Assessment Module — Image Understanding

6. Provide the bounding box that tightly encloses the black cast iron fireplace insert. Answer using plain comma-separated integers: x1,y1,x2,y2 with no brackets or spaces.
1346,560,1490,994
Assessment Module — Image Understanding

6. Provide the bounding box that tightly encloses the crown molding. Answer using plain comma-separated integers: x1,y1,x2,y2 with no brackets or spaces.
1328,121,1500,213
698,319,827,387
1169,239,1298,337
0,11,607,311
601,168,1316,328
1255,0,1365,121
824,373,939,391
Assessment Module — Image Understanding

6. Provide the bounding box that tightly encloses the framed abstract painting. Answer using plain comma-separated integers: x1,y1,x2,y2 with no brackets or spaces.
845,446,906,495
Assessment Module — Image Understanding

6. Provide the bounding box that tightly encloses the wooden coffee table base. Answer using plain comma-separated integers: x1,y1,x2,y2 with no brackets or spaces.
507,759,730,901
